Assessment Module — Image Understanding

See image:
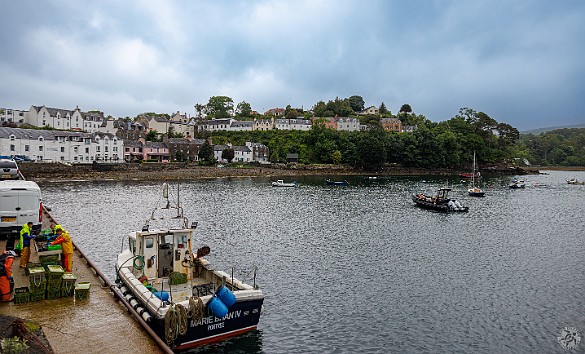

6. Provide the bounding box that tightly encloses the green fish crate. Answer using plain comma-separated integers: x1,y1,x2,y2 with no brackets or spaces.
170,272,187,285
75,282,91,300
61,273,77,297
39,254,60,265
45,264,65,290
28,267,47,293
46,288,61,300
25,262,42,276
29,291,45,302
14,287,30,305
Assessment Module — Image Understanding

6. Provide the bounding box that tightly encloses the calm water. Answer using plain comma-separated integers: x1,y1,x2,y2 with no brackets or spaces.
39,170,585,353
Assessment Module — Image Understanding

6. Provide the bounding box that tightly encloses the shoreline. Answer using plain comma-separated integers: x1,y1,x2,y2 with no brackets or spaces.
15,162,575,183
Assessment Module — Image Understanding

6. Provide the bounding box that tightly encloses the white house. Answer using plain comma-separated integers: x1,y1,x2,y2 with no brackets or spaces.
0,127,122,163
0,108,27,125
274,118,312,131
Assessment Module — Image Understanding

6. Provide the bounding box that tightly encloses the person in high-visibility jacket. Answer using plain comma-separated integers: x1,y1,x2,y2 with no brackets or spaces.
50,225,73,272
0,250,16,301
18,222,35,269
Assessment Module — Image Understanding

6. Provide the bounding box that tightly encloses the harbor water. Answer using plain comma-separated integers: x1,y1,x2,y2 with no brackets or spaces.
39,170,585,353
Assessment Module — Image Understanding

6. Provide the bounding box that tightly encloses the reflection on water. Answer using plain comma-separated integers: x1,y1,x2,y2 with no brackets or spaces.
39,170,585,353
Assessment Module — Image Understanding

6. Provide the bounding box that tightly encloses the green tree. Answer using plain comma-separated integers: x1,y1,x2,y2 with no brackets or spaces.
235,101,252,118
332,150,342,164
379,102,389,115
198,141,215,163
348,95,365,112
399,104,412,113
205,96,234,118
222,147,235,163
146,130,159,142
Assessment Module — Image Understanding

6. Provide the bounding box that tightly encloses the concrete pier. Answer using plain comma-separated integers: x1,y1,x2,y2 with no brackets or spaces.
0,210,170,353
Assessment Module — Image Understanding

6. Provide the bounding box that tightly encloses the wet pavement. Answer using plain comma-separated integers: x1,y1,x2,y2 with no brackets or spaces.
0,217,163,353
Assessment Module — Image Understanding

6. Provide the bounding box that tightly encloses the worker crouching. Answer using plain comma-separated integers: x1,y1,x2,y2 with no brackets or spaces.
50,225,73,272
0,250,16,302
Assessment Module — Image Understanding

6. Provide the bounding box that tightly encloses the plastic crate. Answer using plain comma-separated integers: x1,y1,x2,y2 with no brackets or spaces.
61,273,77,296
28,267,46,292
75,282,91,300
39,254,60,267
47,288,61,300
25,263,42,276
46,265,65,289
170,272,187,285
29,291,45,302
14,287,30,305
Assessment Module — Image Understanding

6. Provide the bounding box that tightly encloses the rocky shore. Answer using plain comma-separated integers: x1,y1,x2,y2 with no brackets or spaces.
18,162,541,183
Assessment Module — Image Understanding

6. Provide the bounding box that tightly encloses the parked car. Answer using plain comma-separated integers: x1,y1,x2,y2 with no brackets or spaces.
0,180,43,248
12,155,34,162
0,159,22,180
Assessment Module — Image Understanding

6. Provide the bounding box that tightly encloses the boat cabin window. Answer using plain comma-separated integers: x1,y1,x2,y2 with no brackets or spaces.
145,237,154,249
161,234,173,247
129,238,136,254
177,234,188,249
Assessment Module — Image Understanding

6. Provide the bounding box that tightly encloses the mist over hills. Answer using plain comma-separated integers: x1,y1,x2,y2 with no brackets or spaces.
521,123,585,135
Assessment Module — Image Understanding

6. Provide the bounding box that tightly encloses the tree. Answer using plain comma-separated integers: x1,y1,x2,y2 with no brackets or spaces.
348,95,365,112
285,105,300,120
205,96,234,119
235,101,252,118
146,130,159,142
194,104,205,118
379,102,389,115
222,147,235,163
399,104,412,113
198,141,215,163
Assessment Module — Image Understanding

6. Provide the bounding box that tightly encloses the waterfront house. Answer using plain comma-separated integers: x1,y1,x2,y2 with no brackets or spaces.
274,118,312,131
165,137,206,162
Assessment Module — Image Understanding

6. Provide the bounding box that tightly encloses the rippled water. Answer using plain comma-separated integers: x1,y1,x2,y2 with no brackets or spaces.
39,170,585,353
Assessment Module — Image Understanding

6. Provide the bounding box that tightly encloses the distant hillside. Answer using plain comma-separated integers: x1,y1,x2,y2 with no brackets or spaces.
522,124,585,135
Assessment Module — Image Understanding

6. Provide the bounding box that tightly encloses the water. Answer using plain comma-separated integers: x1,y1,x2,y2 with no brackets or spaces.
39,170,585,353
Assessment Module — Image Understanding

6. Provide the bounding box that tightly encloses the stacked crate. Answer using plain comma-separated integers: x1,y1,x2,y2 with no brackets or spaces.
39,254,60,267
28,266,46,302
61,272,77,297
46,265,65,300
75,282,91,300
14,287,30,305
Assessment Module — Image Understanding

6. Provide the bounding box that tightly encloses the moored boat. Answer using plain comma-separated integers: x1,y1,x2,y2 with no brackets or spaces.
567,178,585,185
412,187,469,212
325,179,349,186
467,152,485,197
272,179,297,187
115,184,264,351
508,179,526,189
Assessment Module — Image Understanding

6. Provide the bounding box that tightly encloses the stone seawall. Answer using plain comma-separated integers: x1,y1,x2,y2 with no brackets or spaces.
18,162,534,183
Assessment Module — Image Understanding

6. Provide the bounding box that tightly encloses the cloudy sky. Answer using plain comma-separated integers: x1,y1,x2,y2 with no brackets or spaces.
1,1,584,131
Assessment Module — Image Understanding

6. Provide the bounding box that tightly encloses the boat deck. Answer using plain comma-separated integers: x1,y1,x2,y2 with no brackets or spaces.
0,211,168,353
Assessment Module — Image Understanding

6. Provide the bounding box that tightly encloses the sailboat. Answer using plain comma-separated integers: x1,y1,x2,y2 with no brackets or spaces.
467,152,485,197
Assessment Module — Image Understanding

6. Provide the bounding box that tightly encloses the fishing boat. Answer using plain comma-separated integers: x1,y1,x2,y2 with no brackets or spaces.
567,178,585,185
412,187,469,212
271,179,297,187
467,152,485,197
325,179,349,186
115,184,264,351
508,179,526,189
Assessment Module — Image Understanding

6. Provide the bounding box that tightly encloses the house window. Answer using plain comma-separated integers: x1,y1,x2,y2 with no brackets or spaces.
105,146,109,152
24,145,29,152
10,144,15,151
96,146,101,152
39,146,43,151
85,148,89,154
61,147,65,153
60,156,65,161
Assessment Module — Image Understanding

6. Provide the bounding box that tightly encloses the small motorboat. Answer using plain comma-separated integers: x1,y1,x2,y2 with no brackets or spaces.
412,188,469,212
508,179,526,189
567,178,585,185
272,180,297,187
325,179,349,186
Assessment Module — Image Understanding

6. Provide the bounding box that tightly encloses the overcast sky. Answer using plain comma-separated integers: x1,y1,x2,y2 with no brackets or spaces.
1,1,584,131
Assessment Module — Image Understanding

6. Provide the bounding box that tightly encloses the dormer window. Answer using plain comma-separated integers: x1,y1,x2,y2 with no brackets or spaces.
38,136,44,142
9,135,15,141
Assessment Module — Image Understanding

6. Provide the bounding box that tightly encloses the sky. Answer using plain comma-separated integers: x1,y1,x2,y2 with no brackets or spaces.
1,1,584,131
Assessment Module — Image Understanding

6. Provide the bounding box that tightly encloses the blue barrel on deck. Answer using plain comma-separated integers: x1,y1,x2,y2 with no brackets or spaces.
207,296,228,318
153,290,169,301
216,285,236,308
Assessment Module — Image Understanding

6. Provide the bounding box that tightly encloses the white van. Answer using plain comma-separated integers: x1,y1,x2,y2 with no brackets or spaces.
0,180,43,246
